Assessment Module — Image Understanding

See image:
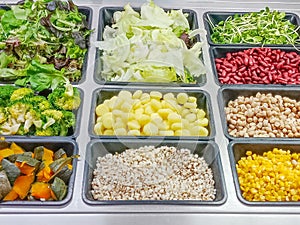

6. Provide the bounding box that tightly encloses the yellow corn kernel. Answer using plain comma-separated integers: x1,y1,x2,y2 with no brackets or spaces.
95,104,109,117
150,91,162,100
176,92,188,105
113,117,126,129
236,148,300,202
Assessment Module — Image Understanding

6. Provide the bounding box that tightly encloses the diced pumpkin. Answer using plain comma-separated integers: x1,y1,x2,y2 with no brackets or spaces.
0,170,12,200
1,159,21,186
15,161,37,175
0,148,14,158
30,182,52,200
3,189,19,201
15,155,40,175
54,148,67,160
51,177,67,201
42,148,54,163
55,165,73,184
36,164,53,182
10,142,25,154
34,146,54,165
13,174,34,199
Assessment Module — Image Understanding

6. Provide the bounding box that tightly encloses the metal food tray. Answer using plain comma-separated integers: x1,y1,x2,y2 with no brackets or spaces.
203,10,300,47
88,86,215,140
83,139,226,205
209,46,300,86
0,138,79,206
228,140,300,206
94,7,206,86
1,0,300,225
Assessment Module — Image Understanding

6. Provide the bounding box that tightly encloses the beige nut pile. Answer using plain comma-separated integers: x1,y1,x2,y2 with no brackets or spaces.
225,92,300,138
91,146,216,201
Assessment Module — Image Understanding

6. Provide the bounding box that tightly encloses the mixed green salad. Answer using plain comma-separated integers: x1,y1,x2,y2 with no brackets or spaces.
96,0,206,83
0,0,92,91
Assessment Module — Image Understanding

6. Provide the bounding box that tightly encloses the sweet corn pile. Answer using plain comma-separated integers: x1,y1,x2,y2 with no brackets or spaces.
94,90,209,136
236,148,300,201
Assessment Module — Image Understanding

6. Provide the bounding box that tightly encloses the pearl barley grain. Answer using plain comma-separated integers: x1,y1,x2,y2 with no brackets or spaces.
91,146,216,201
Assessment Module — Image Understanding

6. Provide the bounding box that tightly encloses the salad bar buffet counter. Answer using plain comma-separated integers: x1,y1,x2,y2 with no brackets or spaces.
1,0,300,224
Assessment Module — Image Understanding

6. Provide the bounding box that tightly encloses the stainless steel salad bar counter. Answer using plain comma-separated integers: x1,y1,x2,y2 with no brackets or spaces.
1,0,300,224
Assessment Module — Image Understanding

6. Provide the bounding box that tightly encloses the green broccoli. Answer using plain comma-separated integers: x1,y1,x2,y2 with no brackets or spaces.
16,124,35,135
60,110,76,136
48,84,81,111
7,101,32,123
10,87,34,101
35,127,58,136
27,96,51,111
39,109,76,136
0,85,17,106
0,107,7,124
0,119,21,135
24,109,43,132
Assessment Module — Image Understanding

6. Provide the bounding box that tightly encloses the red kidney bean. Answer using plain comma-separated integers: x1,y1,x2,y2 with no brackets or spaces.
214,47,300,85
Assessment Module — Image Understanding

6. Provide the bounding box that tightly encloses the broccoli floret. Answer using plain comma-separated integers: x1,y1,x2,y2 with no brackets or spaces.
28,96,51,111
24,109,42,132
0,85,18,107
48,84,81,110
35,127,58,136
16,124,33,135
0,119,21,135
7,101,32,123
0,107,7,124
39,109,76,136
42,109,64,121
10,87,34,101
60,110,76,136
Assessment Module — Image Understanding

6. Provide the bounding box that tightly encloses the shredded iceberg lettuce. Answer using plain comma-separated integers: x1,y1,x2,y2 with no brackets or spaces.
95,0,206,83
